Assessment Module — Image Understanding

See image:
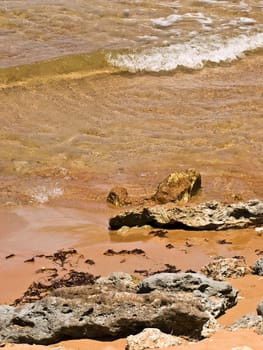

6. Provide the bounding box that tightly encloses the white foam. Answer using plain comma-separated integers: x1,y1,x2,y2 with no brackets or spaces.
31,184,64,204
152,14,182,27
107,32,263,72
152,12,213,28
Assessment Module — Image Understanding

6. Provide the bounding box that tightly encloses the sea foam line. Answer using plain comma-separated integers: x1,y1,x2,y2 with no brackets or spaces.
106,32,263,72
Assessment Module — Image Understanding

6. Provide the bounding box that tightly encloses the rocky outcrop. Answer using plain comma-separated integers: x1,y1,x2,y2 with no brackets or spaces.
0,272,238,345
125,328,185,350
201,256,251,281
152,169,201,204
109,199,263,230
137,272,238,318
251,257,263,276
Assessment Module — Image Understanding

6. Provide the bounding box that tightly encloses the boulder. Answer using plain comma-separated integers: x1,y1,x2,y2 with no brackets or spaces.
109,199,263,230
200,256,251,281
137,272,238,318
107,186,129,207
125,328,185,350
251,257,263,276
152,169,201,204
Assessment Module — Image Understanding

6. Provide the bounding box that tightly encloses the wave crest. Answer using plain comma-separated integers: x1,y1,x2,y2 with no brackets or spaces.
106,33,263,72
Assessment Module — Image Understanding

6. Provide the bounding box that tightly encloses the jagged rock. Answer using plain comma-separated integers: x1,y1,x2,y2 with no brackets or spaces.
109,199,263,230
107,186,129,207
200,256,251,281
228,313,263,335
137,272,238,318
256,300,263,316
0,279,210,344
152,169,201,204
0,272,239,345
251,257,263,276
125,328,185,350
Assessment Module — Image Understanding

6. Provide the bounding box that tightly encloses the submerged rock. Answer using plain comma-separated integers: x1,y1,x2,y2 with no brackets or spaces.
0,272,238,345
109,199,263,230
152,169,201,204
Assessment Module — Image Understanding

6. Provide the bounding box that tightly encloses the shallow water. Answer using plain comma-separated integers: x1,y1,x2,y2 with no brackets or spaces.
0,0,262,271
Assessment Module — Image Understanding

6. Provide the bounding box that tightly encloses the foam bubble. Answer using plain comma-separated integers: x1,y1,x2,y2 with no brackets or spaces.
107,33,263,72
31,184,64,204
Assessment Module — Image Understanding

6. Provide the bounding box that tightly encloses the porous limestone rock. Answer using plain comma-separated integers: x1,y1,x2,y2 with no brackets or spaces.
251,257,263,276
201,256,251,281
125,328,185,350
229,313,263,335
137,272,238,318
0,272,238,345
109,199,263,230
152,169,201,204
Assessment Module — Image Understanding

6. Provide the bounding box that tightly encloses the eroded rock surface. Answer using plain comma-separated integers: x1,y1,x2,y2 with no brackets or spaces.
109,199,263,230
152,169,201,204
0,272,238,345
137,272,238,318
125,328,185,350
201,256,251,281
251,257,263,276
229,313,263,335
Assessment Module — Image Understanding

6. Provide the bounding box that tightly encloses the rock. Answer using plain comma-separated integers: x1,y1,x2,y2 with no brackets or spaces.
228,313,263,335
256,300,263,316
152,169,201,204
0,272,239,345
109,199,263,230
0,287,209,344
201,316,222,338
107,186,129,207
251,257,263,276
200,256,251,281
96,272,137,291
137,272,238,318
125,328,185,350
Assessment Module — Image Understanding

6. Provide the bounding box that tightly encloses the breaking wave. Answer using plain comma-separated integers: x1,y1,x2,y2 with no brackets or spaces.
106,33,263,72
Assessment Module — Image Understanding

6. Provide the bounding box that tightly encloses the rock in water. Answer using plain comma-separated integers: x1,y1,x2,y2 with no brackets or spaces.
153,169,201,204
109,199,263,230
107,186,129,207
